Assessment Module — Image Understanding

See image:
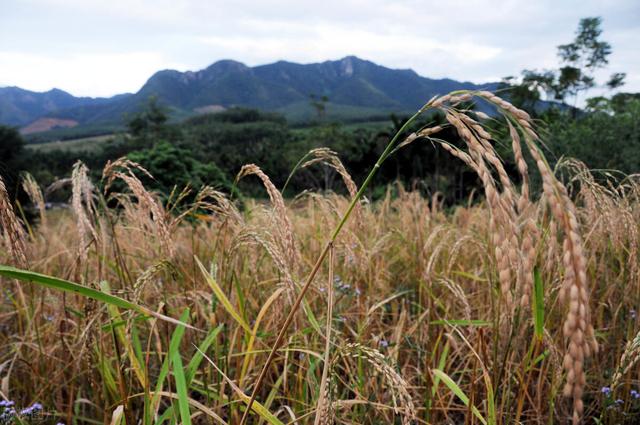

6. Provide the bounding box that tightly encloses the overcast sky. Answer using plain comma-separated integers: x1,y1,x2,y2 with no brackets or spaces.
1,0,638,98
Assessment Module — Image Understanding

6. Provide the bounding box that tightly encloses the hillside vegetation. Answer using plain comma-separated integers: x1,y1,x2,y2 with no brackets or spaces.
0,56,495,129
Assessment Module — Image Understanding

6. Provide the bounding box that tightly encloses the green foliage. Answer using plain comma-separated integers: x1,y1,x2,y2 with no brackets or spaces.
182,109,300,194
187,107,286,125
0,125,26,198
557,17,611,69
611,92,640,114
309,94,329,120
0,125,25,162
127,141,231,195
0,265,191,328
127,97,181,145
545,99,640,174
500,16,624,110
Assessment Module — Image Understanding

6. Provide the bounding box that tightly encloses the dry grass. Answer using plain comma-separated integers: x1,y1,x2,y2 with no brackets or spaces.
1,91,639,424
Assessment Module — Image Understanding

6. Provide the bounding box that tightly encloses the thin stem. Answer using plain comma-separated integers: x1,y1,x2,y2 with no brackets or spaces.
239,102,431,425
281,149,316,195
239,241,332,424
314,244,335,425
330,107,426,241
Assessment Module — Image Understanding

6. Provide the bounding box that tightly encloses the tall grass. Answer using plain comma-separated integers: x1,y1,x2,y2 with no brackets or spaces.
0,91,639,424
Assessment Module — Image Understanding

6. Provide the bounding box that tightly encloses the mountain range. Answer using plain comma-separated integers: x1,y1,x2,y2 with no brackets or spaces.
0,56,499,134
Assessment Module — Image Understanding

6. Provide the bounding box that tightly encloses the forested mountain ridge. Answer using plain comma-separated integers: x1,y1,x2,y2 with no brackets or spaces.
1,56,498,130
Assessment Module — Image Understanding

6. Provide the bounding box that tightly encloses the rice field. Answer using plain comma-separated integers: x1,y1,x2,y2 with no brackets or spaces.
1,91,639,424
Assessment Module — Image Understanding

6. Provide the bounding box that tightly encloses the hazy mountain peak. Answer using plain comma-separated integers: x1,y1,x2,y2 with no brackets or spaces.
205,59,249,72
339,56,357,76
1,57,499,130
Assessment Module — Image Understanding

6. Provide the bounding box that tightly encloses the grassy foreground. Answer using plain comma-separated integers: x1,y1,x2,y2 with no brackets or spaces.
1,92,639,424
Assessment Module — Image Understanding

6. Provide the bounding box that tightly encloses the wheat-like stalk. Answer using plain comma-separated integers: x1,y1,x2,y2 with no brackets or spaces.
335,342,416,425
477,90,597,425
71,161,98,268
611,330,640,390
132,259,177,303
103,157,174,257
230,227,295,290
237,164,298,268
314,245,336,425
21,172,46,226
443,109,519,310
519,218,538,308
429,90,597,423
0,175,27,267
301,147,362,229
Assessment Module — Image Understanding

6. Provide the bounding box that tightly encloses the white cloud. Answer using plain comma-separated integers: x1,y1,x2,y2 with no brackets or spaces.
0,0,637,96
0,51,186,97
196,26,501,66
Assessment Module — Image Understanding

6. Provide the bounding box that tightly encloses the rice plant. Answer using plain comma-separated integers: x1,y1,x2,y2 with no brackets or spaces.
1,90,639,424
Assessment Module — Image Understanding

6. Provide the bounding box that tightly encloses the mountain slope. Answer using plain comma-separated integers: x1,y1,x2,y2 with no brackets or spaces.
1,56,499,131
0,87,130,127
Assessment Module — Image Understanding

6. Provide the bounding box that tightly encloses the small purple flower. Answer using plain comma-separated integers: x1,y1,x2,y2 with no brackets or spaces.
379,339,389,348
631,389,640,399
0,407,15,419
319,287,326,293
616,399,624,405
20,402,43,416
340,283,351,291
631,309,637,320
56,423,65,425
0,400,14,407
601,386,612,396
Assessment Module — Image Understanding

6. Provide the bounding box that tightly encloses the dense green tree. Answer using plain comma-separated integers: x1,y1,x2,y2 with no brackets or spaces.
128,97,167,136
611,92,640,114
182,109,297,193
546,99,640,175
501,17,625,113
309,94,329,120
0,125,26,198
0,125,24,162
127,141,231,196
126,97,181,148
555,17,617,102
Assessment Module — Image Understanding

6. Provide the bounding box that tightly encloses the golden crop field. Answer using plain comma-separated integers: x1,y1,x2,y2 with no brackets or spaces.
1,92,639,425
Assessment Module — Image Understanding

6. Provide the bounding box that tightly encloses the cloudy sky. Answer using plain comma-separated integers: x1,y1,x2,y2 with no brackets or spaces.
1,0,638,98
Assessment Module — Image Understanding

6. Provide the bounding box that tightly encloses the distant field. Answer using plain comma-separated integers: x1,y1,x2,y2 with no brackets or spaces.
25,134,117,153
23,122,125,144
